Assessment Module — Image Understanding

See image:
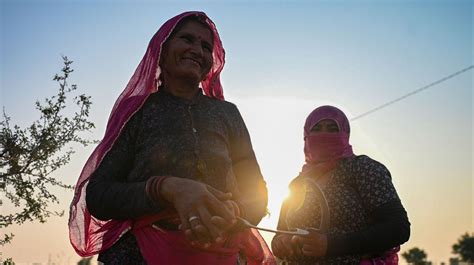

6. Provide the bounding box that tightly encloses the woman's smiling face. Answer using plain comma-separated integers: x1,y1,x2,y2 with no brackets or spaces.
160,19,214,85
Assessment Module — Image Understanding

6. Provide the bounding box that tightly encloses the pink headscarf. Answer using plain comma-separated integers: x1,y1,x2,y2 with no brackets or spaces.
68,11,274,264
301,106,399,264
301,105,354,176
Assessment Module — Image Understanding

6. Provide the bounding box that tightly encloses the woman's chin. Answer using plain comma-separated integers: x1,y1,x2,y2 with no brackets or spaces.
178,71,205,84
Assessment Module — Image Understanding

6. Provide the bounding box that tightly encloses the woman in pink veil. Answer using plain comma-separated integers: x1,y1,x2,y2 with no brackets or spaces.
69,11,274,265
271,105,410,264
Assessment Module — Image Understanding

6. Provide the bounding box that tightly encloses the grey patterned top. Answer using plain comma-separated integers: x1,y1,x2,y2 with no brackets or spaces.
277,155,409,265
86,89,268,264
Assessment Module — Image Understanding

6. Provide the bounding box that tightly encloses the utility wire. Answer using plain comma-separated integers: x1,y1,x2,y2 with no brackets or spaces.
350,65,474,121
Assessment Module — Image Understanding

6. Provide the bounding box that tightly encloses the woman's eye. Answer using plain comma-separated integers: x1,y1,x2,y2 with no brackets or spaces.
203,45,212,52
181,36,192,42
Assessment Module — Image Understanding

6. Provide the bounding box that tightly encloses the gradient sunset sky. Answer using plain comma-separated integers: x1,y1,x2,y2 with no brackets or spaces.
1,1,472,264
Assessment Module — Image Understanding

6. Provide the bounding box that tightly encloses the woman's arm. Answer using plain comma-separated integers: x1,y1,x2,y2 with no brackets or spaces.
293,157,410,257
228,104,268,225
86,110,160,221
326,156,410,255
326,199,410,255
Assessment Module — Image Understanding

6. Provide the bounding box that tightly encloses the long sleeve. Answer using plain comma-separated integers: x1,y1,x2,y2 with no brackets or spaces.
228,104,268,225
86,109,159,221
326,199,410,255
326,156,411,255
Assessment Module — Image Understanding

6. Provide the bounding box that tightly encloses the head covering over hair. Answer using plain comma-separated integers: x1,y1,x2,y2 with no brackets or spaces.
301,105,354,177
68,12,275,264
68,11,226,256
304,105,351,136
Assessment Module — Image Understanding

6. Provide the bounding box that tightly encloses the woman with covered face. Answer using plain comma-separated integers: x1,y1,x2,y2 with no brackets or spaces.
69,11,273,265
271,105,410,264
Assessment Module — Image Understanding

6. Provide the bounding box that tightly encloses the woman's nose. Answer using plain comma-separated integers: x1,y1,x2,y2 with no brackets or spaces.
189,42,204,57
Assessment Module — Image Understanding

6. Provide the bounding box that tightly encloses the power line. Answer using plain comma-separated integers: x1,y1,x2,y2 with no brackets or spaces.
350,65,474,121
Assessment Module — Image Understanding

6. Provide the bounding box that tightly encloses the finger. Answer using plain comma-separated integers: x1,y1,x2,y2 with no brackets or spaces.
177,210,193,240
288,236,301,256
212,215,242,235
297,235,319,245
284,241,295,257
185,214,201,243
207,186,232,201
291,235,300,245
206,195,236,223
275,242,289,257
179,220,190,232
272,239,288,257
194,224,211,246
277,235,295,257
301,244,319,257
225,200,240,217
184,228,198,245
189,214,211,245
301,248,315,256
197,206,223,243
210,215,229,230
292,241,302,256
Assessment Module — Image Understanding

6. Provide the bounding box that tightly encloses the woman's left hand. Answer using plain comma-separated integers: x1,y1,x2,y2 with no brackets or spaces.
291,228,327,257
209,199,240,232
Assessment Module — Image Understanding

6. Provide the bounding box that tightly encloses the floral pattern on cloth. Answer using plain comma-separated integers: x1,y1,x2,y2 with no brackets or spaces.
98,232,146,264
87,89,268,264
280,155,400,265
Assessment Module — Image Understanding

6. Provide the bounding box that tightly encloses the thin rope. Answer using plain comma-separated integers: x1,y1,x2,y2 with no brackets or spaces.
350,65,473,121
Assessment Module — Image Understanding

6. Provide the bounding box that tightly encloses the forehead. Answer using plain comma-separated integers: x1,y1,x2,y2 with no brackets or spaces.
175,20,213,43
315,119,338,126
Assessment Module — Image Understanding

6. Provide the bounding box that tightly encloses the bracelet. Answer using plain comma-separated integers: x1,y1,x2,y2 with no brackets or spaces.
145,176,171,207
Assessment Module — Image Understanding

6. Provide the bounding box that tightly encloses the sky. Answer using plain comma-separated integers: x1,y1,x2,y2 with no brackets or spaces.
1,0,472,264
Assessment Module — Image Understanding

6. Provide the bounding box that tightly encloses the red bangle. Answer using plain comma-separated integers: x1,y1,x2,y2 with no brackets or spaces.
145,176,171,207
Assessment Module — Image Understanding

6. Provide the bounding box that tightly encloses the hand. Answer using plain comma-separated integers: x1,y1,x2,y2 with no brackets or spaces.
160,177,237,245
291,228,327,257
209,199,241,233
271,234,300,259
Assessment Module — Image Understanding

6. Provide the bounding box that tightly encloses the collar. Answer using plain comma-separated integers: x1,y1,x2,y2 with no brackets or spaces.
157,87,204,106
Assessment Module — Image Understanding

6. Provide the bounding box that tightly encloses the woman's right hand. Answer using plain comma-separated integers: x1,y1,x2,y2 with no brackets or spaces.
271,234,300,259
159,176,237,245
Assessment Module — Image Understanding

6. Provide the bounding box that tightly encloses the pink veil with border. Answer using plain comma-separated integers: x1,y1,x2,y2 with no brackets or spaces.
68,11,248,257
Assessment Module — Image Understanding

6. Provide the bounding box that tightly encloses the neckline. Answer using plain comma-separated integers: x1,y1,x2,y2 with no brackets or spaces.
157,87,204,105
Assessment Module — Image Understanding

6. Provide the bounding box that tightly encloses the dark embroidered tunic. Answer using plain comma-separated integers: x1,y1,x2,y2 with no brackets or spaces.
277,155,410,265
86,89,268,264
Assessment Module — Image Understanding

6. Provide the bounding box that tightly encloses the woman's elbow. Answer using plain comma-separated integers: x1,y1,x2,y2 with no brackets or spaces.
398,218,411,244
85,183,111,221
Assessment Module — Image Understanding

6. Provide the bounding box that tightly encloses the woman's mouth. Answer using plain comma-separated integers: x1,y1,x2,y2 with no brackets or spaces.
182,57,201,67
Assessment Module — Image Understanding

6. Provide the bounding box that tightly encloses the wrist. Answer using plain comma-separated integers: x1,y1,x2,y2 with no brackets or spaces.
160,176,180,203
146,176,173,206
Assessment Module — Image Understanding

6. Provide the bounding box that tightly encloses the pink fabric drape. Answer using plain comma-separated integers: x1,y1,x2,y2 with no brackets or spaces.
360,247,400,265
301,105,354,176
132,212,274,265
301,105,399,264
68,11,274,264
